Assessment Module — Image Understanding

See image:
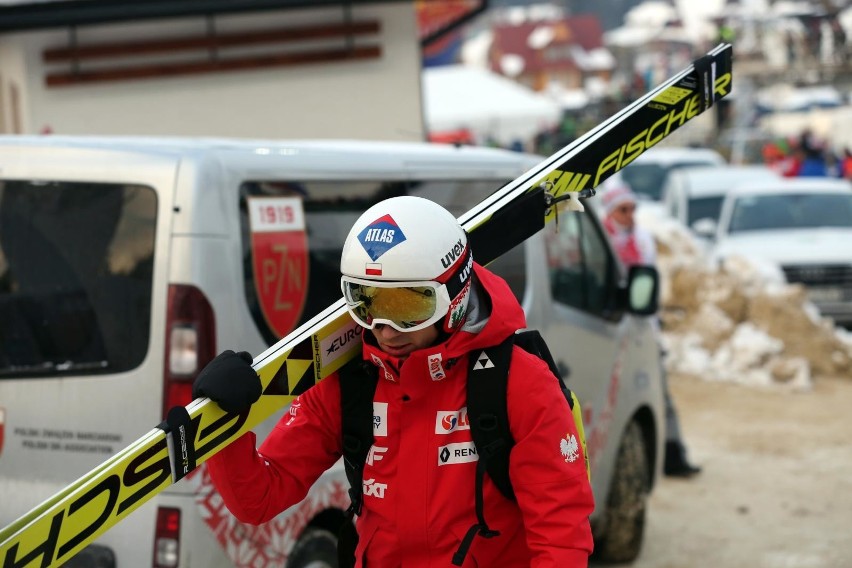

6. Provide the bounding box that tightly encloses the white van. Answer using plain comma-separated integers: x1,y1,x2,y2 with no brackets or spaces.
0,136,664,567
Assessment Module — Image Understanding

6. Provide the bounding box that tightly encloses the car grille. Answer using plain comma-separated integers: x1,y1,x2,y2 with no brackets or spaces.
782,264,852,287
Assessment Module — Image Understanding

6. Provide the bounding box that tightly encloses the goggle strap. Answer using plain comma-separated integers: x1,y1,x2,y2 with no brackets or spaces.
442,245,473,301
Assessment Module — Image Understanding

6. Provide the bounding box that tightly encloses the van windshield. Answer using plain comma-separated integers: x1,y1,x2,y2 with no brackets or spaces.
728,192,852,233
0,181,156,377
239,179,526,343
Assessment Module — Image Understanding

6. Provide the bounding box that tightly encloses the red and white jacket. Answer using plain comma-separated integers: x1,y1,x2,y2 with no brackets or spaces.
208,263,594,567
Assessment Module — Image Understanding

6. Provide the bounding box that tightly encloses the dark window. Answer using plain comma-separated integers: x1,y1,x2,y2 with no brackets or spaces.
239,178,524,344
687,196,725,226
0,181,156,377
622,161,715,201
621,164,667,201
543,206,619,319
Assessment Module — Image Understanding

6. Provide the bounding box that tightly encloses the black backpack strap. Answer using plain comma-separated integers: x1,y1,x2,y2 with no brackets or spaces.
337,357,378,568
452,334,515,566
515,330,589,480
513,329,574,410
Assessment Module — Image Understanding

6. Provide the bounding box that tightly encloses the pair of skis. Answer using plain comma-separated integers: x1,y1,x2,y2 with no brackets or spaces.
0,43,732,568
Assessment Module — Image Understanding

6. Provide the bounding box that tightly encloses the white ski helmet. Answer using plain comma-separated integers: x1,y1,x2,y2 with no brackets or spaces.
340,196,473,333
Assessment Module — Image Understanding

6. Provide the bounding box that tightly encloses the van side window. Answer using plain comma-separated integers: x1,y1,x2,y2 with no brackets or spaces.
239,178,523,343
544,208,618,318
0,181,156,377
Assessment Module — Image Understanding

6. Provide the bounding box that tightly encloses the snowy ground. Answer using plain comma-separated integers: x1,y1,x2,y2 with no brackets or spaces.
629,373,852,568
640,209,852,392
615,210,852,567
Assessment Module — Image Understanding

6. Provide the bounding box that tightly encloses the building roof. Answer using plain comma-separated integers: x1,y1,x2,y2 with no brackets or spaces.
489,15,609,74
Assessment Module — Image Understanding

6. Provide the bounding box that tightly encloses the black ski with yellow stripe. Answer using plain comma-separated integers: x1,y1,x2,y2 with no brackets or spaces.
0,43,732,568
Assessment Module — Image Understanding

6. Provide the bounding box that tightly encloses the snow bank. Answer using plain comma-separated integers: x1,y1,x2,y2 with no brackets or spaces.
641,211,852,391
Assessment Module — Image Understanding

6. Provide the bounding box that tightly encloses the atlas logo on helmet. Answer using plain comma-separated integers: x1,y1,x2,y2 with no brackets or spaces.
357,214,407,261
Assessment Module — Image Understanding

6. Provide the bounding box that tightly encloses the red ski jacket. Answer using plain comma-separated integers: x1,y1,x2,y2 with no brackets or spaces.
208,264,594,567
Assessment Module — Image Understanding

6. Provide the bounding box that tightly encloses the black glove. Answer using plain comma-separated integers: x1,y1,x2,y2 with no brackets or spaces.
192,350,261,413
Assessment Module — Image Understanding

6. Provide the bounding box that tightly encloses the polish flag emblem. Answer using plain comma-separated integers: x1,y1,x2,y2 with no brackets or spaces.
365,263,382,276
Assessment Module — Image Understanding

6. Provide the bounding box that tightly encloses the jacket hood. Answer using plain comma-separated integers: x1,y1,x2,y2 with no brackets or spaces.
361,263,527,372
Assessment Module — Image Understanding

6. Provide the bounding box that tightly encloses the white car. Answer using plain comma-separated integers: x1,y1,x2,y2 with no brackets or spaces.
619,146,727,203
711,178,852,326
661,164,782,245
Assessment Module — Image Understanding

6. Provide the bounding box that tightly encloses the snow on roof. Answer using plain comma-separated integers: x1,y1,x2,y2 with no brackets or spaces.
490,15,608,74
632,146,726,165
422,64,562,145
672,165,781,197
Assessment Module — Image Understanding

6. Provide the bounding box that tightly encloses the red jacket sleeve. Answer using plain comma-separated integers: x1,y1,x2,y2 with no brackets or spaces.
506,348,595,567
206,373,344,524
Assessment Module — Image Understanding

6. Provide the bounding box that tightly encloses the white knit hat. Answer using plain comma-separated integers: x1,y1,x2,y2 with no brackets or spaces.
600,176,637,215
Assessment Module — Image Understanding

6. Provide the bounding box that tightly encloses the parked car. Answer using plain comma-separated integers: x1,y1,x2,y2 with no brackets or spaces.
0,136,664,566
661,164,782,246
619,146,727,203
711,178,852,326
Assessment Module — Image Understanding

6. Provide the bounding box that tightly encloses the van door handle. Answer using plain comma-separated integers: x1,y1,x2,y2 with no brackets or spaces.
557,360,570,379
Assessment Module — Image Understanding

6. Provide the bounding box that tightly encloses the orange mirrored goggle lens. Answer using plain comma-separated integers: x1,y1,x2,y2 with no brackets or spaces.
342,281,446,331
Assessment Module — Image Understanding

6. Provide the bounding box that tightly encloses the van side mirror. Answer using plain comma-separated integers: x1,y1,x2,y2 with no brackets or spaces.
626,265,659,315
691,217,717,239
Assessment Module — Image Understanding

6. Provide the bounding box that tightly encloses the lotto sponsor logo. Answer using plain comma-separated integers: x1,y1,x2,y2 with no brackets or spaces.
435,408,470,434
428,353,446,381
438,442,479,465
373,402,388,437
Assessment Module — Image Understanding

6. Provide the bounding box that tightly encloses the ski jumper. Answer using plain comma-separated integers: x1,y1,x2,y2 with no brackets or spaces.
207,263,595,567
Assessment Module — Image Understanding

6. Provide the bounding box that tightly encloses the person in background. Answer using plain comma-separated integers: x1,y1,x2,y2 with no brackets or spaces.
193,196,595,566
841,147,852,181
796,129,829,178
601,179,701,478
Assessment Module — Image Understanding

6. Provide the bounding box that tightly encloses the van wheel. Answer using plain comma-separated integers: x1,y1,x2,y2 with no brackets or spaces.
592,420,650,564
286,527,338,568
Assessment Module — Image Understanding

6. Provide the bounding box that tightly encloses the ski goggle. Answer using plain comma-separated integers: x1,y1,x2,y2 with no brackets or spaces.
341,276,451,332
